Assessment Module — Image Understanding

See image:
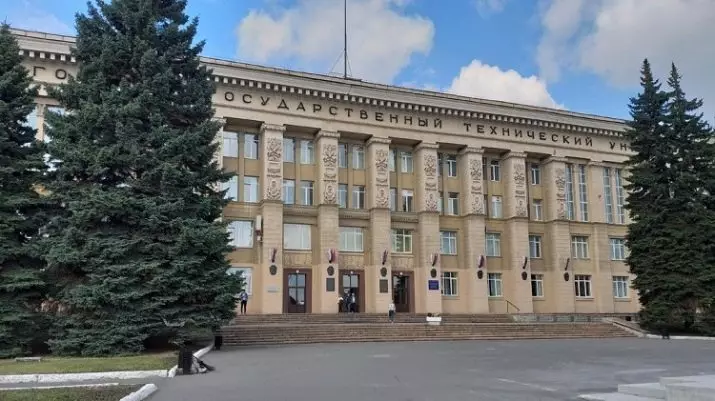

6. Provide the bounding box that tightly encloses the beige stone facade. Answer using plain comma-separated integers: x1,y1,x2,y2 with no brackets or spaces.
14,29,639,315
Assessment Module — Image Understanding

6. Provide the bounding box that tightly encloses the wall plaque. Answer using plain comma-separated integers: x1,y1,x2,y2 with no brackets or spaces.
379,279,389,294
326,277,335,292
428,280,439,291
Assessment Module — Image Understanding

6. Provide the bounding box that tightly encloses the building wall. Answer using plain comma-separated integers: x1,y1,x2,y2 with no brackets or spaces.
15,29,639,315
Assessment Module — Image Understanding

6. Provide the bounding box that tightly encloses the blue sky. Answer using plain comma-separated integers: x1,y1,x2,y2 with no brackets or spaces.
6,0,715,120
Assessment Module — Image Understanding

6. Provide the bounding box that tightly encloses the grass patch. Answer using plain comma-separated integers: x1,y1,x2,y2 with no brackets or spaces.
0,352,176,375
1,385,141,401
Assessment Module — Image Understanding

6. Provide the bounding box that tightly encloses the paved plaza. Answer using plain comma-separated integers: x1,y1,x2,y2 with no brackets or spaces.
151,339,715,401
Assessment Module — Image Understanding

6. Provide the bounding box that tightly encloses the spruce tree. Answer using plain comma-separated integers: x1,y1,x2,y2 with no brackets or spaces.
0,24,49,357
623,59,685,331
44,0,240,356
662,64,715,333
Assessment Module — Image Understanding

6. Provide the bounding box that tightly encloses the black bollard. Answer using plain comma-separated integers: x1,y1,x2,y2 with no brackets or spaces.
214,335,223,351
178,347,194,375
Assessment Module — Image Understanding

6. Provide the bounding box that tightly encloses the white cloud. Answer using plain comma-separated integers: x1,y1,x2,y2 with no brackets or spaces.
474,0,509,17
536,0,715,117
235,0,434,83
447,60,563,109
6,0,73,35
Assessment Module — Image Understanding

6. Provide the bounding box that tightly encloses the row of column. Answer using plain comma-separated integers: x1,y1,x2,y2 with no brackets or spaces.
241,122,589,314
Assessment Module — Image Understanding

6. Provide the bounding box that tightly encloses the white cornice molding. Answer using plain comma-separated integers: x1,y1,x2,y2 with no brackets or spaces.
12,28,627,138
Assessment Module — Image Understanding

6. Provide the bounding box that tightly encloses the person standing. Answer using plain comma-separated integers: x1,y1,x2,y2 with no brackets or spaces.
388,301,396,323
238,290,248,314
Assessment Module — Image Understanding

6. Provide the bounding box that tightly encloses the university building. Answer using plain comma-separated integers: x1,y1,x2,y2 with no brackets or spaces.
14,28,638,316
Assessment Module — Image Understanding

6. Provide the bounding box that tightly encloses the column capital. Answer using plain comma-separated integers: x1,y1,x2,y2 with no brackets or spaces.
415,141,439,151
366,136,391,146
458,146,483,156
587,160,608,168
316,129,340,140
212,116,227,127
260,123,286,134
544,156,568,165
503,151,527,160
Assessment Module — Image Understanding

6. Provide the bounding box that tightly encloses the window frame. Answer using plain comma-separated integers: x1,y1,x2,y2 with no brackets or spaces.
612,276,629,298
352,186,366,209
222,131,239,158
391,229,413,254
282,179,295,204
487,273,503,297
243,176,259,203
485,233,501,257
227,220,254,248
491,195,503,219
339,227,364,252
300,180,314,206
489,160,501,181
300,140,314,164
610,238,626,261
574,274,592,298
530,163,541,185
440,231,458,255
244,133,259,160
528,235,542,258
571,236,589,259
531,274,544,297
283,223,311,250
441,272,458,296
283,137,295,163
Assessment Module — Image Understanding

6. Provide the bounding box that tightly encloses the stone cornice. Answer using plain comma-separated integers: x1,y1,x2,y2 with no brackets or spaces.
503,151,528,160
458,147,483,156
415,142,439,151
260,123,286,134
12,28,628,139
316,130,340,140
366,137,391,146
544,156,568,165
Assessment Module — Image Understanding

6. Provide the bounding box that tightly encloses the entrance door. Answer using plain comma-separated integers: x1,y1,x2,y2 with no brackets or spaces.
285,272,307,313
339,271,362,313
392,274,410,313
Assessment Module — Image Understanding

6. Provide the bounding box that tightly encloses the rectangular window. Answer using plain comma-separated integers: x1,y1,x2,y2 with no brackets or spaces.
401,151,413,173
574,275,592,298
401,190,414,212
613,276,629,298
441,272,458,296
571,236,589,259
223,131,238,157
243,176,259,203
446,155,458,177
283,137,295,162
491,196,502,218
283,224,311,250
565,164,575,220
282,179,295,204
338,143,348,168
300,140,314,164
300,181,314,205
482,158,487,180
352,145,365,169
227,221,254,248
485,233,501,257
489,160,500,181
532,200,543,221
352,186,366,209
603,167,614,223
244,133,259,159
487,273,503,297
223,175,238,201
438,195,443,214
531,274,544,297
437,153,443,176
528,235,542,258
578,164,589,221
530,163,541,185
339,227,364,252
338,184,348,208
389,149,396,171
391,229,413,253
615,169,625,224
447,193,459,215
389,187,397,211
440,231,457,255
610,238,626,261
227,267,253,296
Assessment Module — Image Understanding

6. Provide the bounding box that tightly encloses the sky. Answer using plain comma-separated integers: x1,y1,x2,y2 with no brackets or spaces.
5,0,715,121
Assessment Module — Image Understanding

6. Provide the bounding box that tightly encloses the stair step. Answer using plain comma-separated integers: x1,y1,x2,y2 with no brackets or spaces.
617,383,665,399
579,393,661,401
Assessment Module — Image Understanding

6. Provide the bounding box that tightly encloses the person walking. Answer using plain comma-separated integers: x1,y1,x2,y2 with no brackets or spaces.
238,290,248,314
388,301,396,323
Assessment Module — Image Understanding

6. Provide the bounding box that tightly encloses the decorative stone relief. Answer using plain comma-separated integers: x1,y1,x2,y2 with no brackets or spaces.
513,163,526,187
283,252,313,267
425,192,438,212
375,187,389,208
554,167,567,219
266,137,283,162
323,182,336,204
266,165,281,179
322,144,337,169
375,149,388,173
265,179,282,201
471,193,485,215
391,255,414,269
338,254,364,269
423,154,437,178
515,198,528,218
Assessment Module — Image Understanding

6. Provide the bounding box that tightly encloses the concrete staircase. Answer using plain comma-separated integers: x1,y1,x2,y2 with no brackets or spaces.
580,375,715,401
221,314,634,346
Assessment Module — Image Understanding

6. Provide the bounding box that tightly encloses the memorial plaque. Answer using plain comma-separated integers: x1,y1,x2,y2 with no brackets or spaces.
379,279,389,293
326,277,335,292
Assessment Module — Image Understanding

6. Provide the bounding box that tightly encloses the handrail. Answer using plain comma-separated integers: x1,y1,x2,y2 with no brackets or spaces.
505,299,520,314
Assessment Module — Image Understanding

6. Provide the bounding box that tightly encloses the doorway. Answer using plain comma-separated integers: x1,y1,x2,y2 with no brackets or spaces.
339,270,364,313
284,269,311,313
392,272,412,313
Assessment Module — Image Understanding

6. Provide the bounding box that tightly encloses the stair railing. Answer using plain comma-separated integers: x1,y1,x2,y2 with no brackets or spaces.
505,299,520,314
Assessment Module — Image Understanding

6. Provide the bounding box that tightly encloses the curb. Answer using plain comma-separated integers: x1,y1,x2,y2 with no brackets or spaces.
119,383,158,401
0,382,120,391
0,370,169,385
167,343,214,378
645,334,715,341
